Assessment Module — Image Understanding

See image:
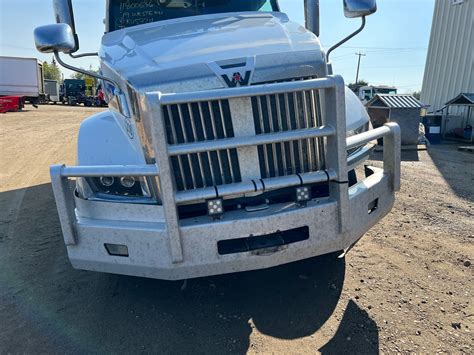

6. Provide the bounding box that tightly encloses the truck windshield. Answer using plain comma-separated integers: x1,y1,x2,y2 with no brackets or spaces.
108,0,279,32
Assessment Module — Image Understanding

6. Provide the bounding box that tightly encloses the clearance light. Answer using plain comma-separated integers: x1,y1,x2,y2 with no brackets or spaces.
207,198,224,218
296,186,311,204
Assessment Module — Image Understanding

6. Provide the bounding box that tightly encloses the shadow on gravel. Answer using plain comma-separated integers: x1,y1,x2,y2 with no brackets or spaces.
370,149,420,162
319,300,379,354
427,145,474,201
0,183,379,353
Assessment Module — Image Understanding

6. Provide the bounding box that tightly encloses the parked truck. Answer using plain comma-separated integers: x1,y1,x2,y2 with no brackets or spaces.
62,78,85,105
359,85,398,104
62,78,102,106
34,0,400,280
0,56,45,106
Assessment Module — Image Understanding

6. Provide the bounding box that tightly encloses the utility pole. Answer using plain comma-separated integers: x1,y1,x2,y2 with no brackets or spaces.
355,52,366,85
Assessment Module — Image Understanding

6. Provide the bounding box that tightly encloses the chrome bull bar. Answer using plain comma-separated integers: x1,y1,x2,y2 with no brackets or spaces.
50,75,401,265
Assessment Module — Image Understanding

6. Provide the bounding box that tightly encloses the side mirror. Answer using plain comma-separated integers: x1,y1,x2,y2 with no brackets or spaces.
53,0,79,52
344,0,377,18
34,23,76,54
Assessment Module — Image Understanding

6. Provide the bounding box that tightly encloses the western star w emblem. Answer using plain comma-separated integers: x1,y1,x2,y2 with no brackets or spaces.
222,71,252,87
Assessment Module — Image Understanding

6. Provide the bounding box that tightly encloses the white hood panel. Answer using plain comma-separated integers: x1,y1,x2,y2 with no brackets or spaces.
100,12,322,81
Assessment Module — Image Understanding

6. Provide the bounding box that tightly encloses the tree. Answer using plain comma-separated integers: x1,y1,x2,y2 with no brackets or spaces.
348,80,369,93
43,57,62,82
412,91,421,100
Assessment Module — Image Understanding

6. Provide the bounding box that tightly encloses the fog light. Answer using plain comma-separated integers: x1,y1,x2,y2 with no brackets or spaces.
207,198,224,217
120,176,136,188
296,186,311,203
104,243,129,257
99,176,114,187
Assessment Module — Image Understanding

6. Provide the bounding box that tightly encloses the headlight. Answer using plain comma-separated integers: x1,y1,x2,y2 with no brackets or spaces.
347,122,370,138
347,122,370,155
88,176,151,198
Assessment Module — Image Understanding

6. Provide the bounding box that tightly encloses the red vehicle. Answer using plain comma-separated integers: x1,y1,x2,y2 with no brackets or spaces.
0,96,24,114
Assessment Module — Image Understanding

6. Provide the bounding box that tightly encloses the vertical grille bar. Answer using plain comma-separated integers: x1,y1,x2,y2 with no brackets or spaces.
187,103,206,185
293,91,305,173
165,105,186,190
302,90,314,171
284,93,296,175
265,95,279,177
177,104,198,189
197,101,217,186
256,97,270,177
218,100,236,183
207,101,224,185
275,93,288,174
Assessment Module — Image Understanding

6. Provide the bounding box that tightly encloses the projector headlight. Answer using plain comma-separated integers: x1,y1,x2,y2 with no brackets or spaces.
89,176,151,198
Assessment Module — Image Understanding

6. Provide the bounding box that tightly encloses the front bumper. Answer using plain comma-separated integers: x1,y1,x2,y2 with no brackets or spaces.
67,166,394,280
50,76,401,280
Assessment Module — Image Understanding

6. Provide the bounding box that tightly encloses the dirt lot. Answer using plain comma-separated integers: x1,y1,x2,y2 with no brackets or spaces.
1,105,473,353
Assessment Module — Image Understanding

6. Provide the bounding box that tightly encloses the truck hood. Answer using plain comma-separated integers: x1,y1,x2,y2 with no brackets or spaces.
100,12,324,90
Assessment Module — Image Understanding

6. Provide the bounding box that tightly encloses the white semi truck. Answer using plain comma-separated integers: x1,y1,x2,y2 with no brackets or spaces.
34,0,400,280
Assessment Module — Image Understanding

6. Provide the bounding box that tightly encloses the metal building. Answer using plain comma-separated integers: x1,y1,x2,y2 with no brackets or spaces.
421,0,474,114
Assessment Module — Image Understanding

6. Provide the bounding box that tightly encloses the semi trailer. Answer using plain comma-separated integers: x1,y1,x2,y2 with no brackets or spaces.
0,56,45,106
34,0,400,280
45,79,61,103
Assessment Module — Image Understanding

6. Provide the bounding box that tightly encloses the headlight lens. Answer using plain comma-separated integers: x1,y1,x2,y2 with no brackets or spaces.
347,122,370,138
89,176,151,198
347,122,370,155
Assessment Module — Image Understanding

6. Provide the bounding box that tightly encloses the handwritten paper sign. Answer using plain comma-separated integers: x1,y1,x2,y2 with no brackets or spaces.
109,0,167,31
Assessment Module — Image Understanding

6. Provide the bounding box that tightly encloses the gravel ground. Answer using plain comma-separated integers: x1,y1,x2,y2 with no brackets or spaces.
1,105,473,353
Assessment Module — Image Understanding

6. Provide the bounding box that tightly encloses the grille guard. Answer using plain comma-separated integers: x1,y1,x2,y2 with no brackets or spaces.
50,75,401,264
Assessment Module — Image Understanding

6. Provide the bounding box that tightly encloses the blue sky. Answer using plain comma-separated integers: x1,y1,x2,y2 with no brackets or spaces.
0,0,435,93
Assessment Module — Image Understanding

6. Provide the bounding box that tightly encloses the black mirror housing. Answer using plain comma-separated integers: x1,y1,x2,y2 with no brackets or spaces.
344,0,377,18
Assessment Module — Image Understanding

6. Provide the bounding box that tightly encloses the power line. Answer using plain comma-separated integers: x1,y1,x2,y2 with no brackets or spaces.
336,64,425,71
340,46,427,50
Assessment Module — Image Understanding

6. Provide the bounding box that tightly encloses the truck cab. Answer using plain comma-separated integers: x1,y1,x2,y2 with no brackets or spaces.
34,0,400,280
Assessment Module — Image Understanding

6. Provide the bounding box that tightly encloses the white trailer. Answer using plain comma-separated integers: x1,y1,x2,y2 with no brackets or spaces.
44,79,60,103
0,56,45,103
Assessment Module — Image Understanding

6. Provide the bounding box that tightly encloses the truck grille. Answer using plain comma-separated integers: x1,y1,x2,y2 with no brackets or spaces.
163,100,242,191
251,82,325,178
163,78,325,192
